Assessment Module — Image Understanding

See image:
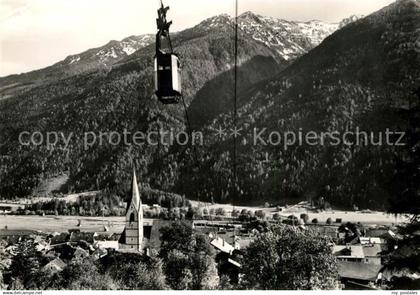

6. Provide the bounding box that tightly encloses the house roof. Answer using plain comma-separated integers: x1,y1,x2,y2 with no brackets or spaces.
211,237,235,254
338,261,381,281
69,232,95,243
73,247,89,258
118,230,126,244
366,228,388,237
43,258,66,272
92,248,108,260
333,245,365,259
362,244,383,257
35,240,50,252
50,233,70,245
360,237,383,245
227,258,242,268
95,240,119,250
111,233,121,239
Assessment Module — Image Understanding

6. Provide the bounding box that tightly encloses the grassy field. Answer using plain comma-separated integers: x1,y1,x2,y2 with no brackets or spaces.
0,215,126,234
190,200,409,225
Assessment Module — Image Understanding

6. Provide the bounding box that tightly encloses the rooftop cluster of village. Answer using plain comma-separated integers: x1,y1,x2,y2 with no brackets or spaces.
0,172,415,290
0,207,407,290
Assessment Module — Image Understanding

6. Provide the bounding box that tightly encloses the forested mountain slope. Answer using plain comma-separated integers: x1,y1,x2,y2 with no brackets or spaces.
170,0,420,209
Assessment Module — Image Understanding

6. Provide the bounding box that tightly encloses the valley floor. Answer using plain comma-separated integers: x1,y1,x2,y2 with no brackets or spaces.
0,215,126,234
0,203,409,235
189,200,409,225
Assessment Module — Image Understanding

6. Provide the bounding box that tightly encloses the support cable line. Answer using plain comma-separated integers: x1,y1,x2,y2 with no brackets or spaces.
232,0,239,202
153,1,205,225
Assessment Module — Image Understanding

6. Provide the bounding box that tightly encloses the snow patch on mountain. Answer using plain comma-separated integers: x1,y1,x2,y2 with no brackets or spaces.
61,34,154,68
180,12,368,61
122,45,136,55
237,12,339,60
194,12,343,60
297,20,339,44
120,35,154,56
68,56,80,65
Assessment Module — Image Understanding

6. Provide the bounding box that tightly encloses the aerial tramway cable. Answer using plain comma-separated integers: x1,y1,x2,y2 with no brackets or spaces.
153,0,203,216
152,0,240,232
232,0,239,210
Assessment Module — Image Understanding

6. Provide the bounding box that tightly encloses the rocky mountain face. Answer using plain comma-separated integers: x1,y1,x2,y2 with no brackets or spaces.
190,11,341,61
237,11,339,60
0,11,341,90
1,1,418,211
59,35,155,69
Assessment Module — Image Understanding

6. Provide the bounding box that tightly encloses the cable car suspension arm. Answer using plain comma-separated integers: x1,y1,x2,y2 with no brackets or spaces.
156,0,174,54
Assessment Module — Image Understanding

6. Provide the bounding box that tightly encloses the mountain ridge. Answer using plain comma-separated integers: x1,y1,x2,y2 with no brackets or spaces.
1,1,418,211
0,12,351,83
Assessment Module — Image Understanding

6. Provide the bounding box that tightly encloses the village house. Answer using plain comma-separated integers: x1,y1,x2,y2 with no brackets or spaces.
210,236,243,285
73,246,90,261
359,237,384,245
333,245,365,262
333,242,386,289
338,261,382,289
94,240,119,250
42,258,66,274
362,244,384,265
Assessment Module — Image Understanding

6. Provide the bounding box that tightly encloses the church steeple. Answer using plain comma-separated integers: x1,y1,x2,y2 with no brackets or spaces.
119,166,144,252
129,167,141,211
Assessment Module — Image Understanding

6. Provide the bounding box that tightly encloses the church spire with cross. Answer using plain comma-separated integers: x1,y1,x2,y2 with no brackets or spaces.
118,166,144,252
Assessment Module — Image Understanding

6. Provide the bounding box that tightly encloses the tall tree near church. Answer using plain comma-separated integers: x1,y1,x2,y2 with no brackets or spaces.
242,225,338,290
159,221,219,290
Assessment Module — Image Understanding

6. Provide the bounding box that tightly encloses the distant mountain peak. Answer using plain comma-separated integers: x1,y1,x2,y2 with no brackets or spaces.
239,11,262,19
240,11,256,17
338,15,364,28
196,13,233,29
236,13,339,60
60,34,154,67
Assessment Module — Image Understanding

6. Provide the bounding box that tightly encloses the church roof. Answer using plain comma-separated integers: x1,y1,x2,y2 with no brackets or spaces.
127,167,141,211
118,230,126,244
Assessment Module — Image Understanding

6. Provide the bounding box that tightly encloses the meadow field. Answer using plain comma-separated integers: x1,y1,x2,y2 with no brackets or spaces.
0,215,126,234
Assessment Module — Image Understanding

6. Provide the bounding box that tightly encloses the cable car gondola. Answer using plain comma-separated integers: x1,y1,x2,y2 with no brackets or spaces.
154,1,182,104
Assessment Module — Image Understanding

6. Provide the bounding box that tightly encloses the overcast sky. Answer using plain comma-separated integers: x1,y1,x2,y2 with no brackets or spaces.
0,0,394,77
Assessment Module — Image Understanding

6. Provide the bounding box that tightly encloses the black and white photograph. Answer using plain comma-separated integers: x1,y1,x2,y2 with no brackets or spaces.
0,0,419,292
